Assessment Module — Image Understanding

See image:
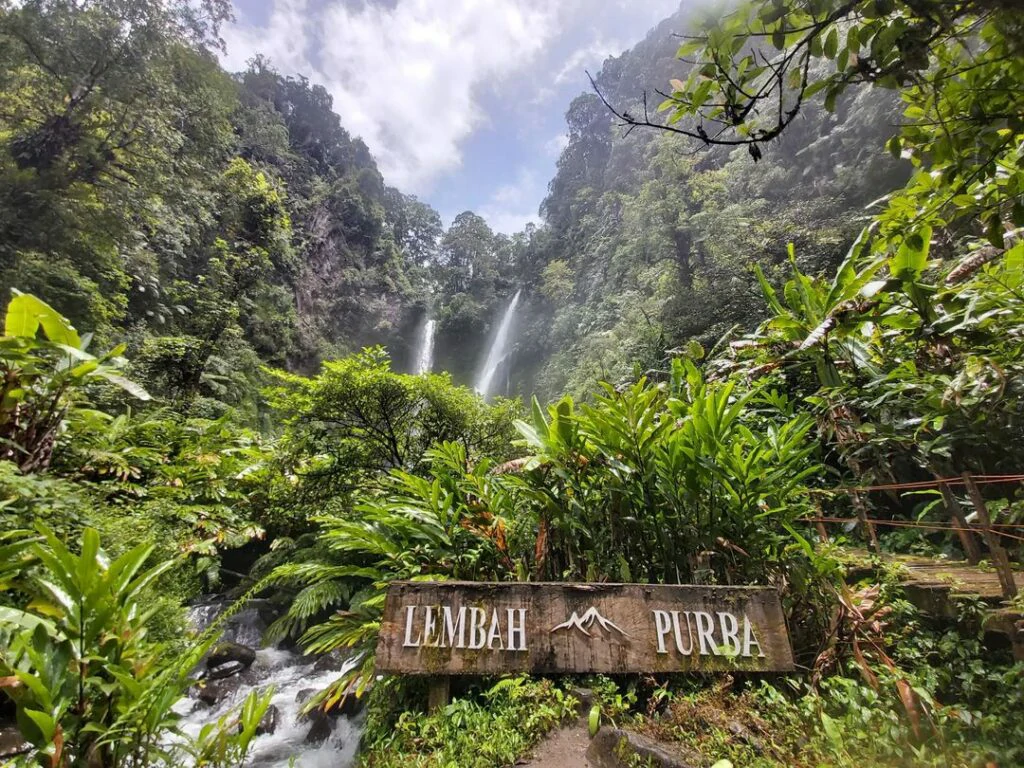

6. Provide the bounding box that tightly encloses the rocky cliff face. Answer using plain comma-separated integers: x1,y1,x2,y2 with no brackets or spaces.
496,4,908,400
236,66,427,374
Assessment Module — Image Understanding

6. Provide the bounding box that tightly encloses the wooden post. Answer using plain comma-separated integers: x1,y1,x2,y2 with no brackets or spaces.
936,478,982,565
427,676,450,713
961,473,1018,600
851,491,880,554
846,457,880,554
812,500,829,543
815,520,830,543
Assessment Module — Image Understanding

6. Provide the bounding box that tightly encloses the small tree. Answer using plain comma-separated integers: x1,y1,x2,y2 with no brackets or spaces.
267,346,518,507
1,291,149,473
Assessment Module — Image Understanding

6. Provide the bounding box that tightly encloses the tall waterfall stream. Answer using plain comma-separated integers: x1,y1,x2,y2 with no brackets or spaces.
414,317,436,375
475,289,522,398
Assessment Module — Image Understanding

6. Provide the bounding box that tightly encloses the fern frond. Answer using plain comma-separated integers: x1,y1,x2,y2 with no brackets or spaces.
291,579,351,620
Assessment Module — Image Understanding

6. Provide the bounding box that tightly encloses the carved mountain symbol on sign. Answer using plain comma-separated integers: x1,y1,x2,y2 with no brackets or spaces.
550,607,630,638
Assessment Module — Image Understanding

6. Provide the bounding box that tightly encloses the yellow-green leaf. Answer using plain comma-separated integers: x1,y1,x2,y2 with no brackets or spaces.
4,292,81,348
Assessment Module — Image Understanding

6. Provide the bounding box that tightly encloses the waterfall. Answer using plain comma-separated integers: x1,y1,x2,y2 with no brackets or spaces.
413,318,436,375
475,289,521,398
174,597,364,767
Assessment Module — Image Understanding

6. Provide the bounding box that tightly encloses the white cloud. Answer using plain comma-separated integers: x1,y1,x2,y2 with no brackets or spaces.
221,0,685,203
544,132,569,158
221,0,312,76
479,168,542,234
526,36,625,107
223,0,564,193
553,37,622,86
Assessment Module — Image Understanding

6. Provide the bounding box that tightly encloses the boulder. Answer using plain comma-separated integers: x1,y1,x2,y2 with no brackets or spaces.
196,676,243,707
207,642,256,670
726,720,763,754
0,726,30,759
206,661,247,680
312,650,349,673
255,704,279,736
335,693,366,719
303,710,333,745
257,605,282,628
586,726,696,768
295,686,363,720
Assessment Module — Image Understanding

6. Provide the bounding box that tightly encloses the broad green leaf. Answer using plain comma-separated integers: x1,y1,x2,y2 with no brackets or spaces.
888,225,932,279
823,28,838,59
5,292,80,347
95,371,152,401
23,709,57,743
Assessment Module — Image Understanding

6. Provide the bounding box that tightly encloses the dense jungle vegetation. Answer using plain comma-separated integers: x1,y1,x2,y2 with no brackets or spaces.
1,0,1023,765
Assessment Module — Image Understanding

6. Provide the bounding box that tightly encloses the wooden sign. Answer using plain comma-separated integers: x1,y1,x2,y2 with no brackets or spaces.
375,582,793,675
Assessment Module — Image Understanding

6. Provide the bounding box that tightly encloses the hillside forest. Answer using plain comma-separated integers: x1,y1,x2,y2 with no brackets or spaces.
1,0,1023,766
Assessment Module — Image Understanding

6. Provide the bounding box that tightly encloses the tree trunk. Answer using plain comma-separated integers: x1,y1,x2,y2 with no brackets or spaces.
935,476,982,565
851,491,880,554
961,473,1018,600
672,227,693,289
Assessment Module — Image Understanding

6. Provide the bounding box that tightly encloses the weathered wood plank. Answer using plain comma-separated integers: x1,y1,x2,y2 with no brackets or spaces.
427,676,450,712
375,582,794,675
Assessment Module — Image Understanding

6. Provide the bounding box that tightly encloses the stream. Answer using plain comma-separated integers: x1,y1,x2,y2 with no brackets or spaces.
176,598,365,767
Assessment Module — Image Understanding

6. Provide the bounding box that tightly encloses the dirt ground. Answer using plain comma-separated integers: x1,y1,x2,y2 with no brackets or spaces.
521,724,592,767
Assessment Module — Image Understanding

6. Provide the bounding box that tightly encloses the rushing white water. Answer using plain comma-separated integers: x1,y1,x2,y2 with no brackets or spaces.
414,318,436,375
175,649,363,768
177,600,364,767
475,289,521,398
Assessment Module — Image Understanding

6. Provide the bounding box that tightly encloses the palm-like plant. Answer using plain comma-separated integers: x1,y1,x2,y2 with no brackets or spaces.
265,442,512,708
504,361,821,585
727,225,1024,560
1,291,150,473
740,238,887,388
0,526,271,767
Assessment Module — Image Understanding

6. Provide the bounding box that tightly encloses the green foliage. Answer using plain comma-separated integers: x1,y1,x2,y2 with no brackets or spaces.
721,231,1024,556
1,291,149,473
281,363,828,708
237,59,440,373
634,0,1024,559
0,460,88,546
360,677,578,768
518,93,902,399
62,410,273,585
621,589,1023,767
0,525,270,767
0,291,273,605
267,346,518,507
509,361,821,584
0,0,237,339
1,0,446,409
265,440,516,703
431,212,518,383
797,609,1024,767
2,2,1023,765
657,0,1022,249
539,259,574,303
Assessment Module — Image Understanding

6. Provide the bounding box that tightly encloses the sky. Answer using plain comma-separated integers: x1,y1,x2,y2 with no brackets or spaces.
220,0,682,234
